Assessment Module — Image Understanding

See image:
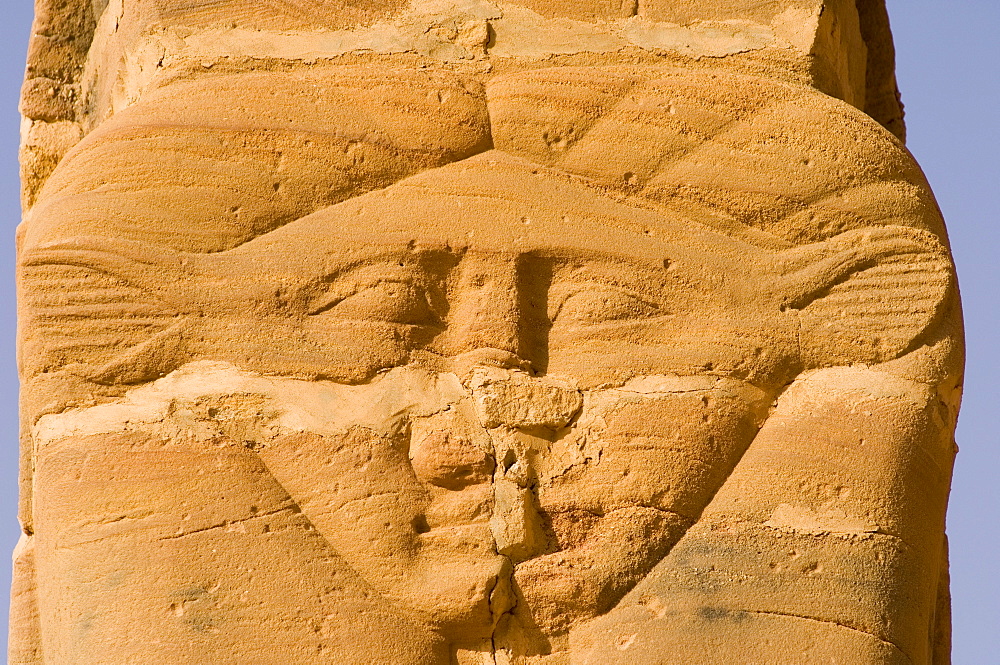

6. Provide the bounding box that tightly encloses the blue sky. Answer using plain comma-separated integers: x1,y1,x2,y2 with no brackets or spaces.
885,2,1000,660
0,1,996,660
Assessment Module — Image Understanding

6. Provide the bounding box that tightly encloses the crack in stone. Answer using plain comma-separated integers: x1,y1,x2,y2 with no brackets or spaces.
487,549,516,665
744,609,915,665
158,506,294,541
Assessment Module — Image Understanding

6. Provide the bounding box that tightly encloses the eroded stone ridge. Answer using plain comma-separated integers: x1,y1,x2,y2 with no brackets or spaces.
12,1,958,663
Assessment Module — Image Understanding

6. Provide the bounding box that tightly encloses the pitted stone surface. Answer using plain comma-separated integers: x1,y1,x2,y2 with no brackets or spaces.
12,2,959,664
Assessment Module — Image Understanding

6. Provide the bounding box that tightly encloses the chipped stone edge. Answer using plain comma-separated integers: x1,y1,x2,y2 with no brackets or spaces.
32,360,466,448
81,0,812,121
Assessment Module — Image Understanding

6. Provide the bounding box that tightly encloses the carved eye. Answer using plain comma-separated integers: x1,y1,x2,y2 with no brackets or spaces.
552,286,662,324
311,280,436,325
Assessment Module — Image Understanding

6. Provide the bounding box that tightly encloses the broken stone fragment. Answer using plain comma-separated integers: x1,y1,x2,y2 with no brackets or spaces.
468,368,583,430
490,478,548,562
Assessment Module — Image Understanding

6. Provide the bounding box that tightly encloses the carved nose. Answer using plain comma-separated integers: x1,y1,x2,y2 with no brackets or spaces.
438,253,543,369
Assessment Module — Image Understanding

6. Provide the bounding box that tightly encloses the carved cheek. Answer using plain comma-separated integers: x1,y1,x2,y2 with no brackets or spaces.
540,385,768,520
259,429,429,557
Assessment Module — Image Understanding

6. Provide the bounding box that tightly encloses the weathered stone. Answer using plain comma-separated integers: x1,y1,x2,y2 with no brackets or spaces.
12,1,960,663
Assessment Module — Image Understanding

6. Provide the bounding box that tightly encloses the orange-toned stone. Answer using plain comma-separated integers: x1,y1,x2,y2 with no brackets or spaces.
12,1,958,663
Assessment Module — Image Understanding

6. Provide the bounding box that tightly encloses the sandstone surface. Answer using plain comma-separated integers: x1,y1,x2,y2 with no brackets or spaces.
12,1,960,663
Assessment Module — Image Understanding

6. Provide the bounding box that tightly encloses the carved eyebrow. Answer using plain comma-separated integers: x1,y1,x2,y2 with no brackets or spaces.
547,282,664,323
297,249,460,320
300,255,423,294
547,256,690,298
299,247,456,286
307,276,420,316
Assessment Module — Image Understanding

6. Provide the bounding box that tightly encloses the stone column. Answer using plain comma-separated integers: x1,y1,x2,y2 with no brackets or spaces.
12,1,959,663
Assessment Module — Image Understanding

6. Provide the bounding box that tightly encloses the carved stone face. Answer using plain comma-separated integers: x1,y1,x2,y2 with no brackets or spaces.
26,150,950,659
18,62,955,664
